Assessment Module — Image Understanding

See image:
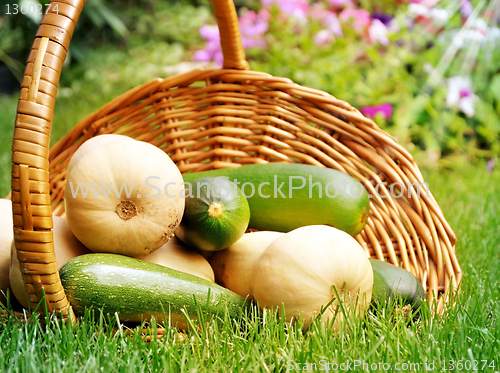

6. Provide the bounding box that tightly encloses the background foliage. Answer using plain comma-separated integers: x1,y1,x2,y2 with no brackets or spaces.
1,0,498,173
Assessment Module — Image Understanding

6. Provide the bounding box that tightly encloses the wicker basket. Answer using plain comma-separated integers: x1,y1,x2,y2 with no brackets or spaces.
11,0,461,323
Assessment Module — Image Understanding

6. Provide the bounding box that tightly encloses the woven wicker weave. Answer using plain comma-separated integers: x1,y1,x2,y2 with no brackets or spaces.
11,0,461,322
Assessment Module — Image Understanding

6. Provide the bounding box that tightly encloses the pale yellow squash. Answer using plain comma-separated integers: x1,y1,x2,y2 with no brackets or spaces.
0,199,13,305
10,216,91,309
64,137,185,257
66,134,135,177
138,236,215,282
209,231,283,300
252,225,373,332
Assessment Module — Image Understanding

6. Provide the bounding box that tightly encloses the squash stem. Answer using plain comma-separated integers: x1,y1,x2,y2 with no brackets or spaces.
115,200,138,220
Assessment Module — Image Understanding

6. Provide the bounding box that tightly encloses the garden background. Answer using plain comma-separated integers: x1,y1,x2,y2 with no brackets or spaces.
0,0,499,371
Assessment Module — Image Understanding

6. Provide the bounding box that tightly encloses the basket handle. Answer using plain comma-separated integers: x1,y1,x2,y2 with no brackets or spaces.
212,0,251,70
11,0,248,320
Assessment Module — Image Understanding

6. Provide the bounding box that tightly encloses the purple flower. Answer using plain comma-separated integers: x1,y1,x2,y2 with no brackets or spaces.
459,88,470,98
487,159,495,173
193,24,223,65
199,24,220,41
372,12,393,26
192,49,213,63
460,0,473,18
360,103,393,120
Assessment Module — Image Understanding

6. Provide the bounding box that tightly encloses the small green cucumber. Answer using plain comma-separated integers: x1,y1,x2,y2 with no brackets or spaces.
176,177,250,251
182,163,369,236
60,253,248,329
369,258,426,311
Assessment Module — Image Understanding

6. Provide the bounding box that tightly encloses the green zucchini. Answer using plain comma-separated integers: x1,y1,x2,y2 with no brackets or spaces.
369,258,426,311
60,253,248,329
182,163,369,236
176,177,250,251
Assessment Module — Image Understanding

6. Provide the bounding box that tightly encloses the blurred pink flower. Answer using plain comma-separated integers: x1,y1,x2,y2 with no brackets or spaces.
262,0,309,21
199,24,220,41
368,19,389,46
193,10,269,66
308,2,327,20
193,25,223,66
327,0,354,9
313,29,335,46
239,9,270,49
360,103,393,120
460,0,473,18
339,8,371,31
309,4,343,36
323,11,343,36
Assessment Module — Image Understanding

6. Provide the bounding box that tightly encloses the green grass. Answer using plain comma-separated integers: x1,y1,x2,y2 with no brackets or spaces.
0,162,498,372
0,95,16,197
